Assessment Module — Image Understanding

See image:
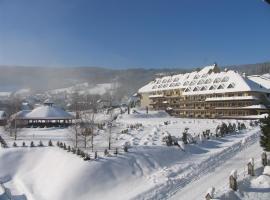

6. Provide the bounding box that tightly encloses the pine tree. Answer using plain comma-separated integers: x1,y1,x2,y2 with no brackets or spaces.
260,115,270,152
48,140,53,146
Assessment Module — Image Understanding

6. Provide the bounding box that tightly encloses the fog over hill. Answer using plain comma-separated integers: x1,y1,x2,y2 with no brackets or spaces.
0,62,270,96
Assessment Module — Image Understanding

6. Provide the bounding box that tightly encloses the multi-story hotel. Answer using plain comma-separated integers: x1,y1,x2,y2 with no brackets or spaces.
138,64,270,118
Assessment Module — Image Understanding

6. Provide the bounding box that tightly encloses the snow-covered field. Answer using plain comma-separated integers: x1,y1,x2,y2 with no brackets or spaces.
0,110,268,200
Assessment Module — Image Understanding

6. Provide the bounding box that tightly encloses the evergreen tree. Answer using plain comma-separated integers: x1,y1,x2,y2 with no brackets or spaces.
182,131,188,144
48,140,53,146
260,115,270,152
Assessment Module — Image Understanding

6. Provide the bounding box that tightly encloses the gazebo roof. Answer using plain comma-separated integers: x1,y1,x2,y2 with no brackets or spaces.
15,105,74,120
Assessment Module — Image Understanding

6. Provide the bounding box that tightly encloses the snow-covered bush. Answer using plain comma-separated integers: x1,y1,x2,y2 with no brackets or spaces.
13,142,17,147
30,141,35,147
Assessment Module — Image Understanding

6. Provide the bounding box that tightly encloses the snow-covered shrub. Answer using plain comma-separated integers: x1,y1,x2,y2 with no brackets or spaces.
38,141,44,147
84,153,90,161
263,166,270,176
30,141,35,147
13,142,17,147
104,149,109,156
76,148,81,155
114,148,118,155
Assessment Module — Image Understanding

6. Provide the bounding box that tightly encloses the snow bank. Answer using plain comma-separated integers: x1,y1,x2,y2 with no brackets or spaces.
0,146,185,200
263,166,270,176
251,174,270,188
0,185,5,196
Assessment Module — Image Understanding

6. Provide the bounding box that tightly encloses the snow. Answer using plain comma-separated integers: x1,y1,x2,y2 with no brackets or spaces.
0,185,4,195
0,111,6,119
0,110,267,200
13,105,74,120
263,166,270,176
205,96,258,101
25,105,74,119
243,104,267,109
251,174,270,188
139,65,270,94
248,74,270,89
49,82,115,96
230,170,238,179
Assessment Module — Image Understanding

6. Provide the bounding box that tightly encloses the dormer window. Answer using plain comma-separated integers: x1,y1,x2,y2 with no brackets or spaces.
205,79,212,84
201,86,207,91
214,78,221,83
189,81,196,86
184,87,191,92
194,75,200,79
227,83,235,89
173,77,179,82
209,85,215,90
197,79,205,85
221,76,229,82
193,87,199,91
183,81,189,86
217,84,224,89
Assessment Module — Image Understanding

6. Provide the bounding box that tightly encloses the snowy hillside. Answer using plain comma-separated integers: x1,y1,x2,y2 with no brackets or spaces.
49,82,116,96
0,110,268,200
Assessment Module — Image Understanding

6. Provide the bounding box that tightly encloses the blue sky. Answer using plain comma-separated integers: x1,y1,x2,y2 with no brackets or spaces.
0,0,269,69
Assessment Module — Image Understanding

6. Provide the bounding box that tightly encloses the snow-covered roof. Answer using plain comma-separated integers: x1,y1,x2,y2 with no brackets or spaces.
138,65,270,95
248,74,270,89
14,105,74,120
0,111,7,119
205,96,258,102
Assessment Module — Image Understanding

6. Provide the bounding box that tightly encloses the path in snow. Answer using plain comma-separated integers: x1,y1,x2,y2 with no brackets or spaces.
170,136,262,200
132,128,261,200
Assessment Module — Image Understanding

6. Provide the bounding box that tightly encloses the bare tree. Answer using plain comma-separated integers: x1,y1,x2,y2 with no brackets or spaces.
7,97,22,140
69,113,81,148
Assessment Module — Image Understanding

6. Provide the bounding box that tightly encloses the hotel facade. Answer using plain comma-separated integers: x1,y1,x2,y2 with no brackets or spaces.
138,65,270,119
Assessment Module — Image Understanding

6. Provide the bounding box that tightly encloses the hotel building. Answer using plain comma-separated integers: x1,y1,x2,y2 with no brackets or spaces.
138,65,270,118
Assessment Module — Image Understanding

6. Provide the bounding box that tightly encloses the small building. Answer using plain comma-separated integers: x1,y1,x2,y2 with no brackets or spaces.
0,111,7,126
12,101,75,128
